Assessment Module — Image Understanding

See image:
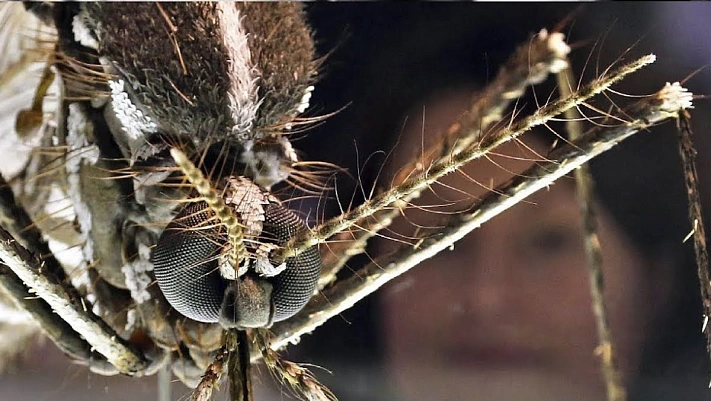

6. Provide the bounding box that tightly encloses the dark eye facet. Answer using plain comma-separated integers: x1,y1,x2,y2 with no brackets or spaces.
152,201,227,323
261,202,322,323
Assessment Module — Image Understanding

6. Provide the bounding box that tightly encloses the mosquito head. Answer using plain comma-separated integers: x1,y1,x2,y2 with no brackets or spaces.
36,1,324,331
151,176,322,329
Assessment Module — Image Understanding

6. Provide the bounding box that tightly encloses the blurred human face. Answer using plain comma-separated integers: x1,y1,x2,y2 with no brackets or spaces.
379,97,664,401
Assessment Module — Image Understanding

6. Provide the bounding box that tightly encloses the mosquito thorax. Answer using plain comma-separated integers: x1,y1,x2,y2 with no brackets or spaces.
62,2,317,188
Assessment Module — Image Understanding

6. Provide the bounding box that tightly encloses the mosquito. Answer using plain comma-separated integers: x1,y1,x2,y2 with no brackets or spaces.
0,3,695,401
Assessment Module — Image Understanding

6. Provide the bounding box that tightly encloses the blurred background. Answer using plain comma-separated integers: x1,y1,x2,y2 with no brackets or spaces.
2,3,711,401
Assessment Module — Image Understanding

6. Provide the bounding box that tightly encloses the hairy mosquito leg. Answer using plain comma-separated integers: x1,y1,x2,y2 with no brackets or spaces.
277,54,656,268
258,82,693,355
319,30,569,288
676,111,711,371
0,174,72,287
557,64,626,401
252,328,336,401
0,265,118,375
319,29,571,287
0,174,122,373
0,226,148,373
189,343,230,401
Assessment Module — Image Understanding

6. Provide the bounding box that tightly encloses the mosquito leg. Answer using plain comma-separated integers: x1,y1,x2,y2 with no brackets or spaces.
0,173,149,374
318,28,572,288
280,54,655,273
261,81,693,356
0,264,118,375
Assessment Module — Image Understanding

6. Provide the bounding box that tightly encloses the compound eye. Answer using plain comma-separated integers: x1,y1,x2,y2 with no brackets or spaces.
260,202,321,323
152,201,227,323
